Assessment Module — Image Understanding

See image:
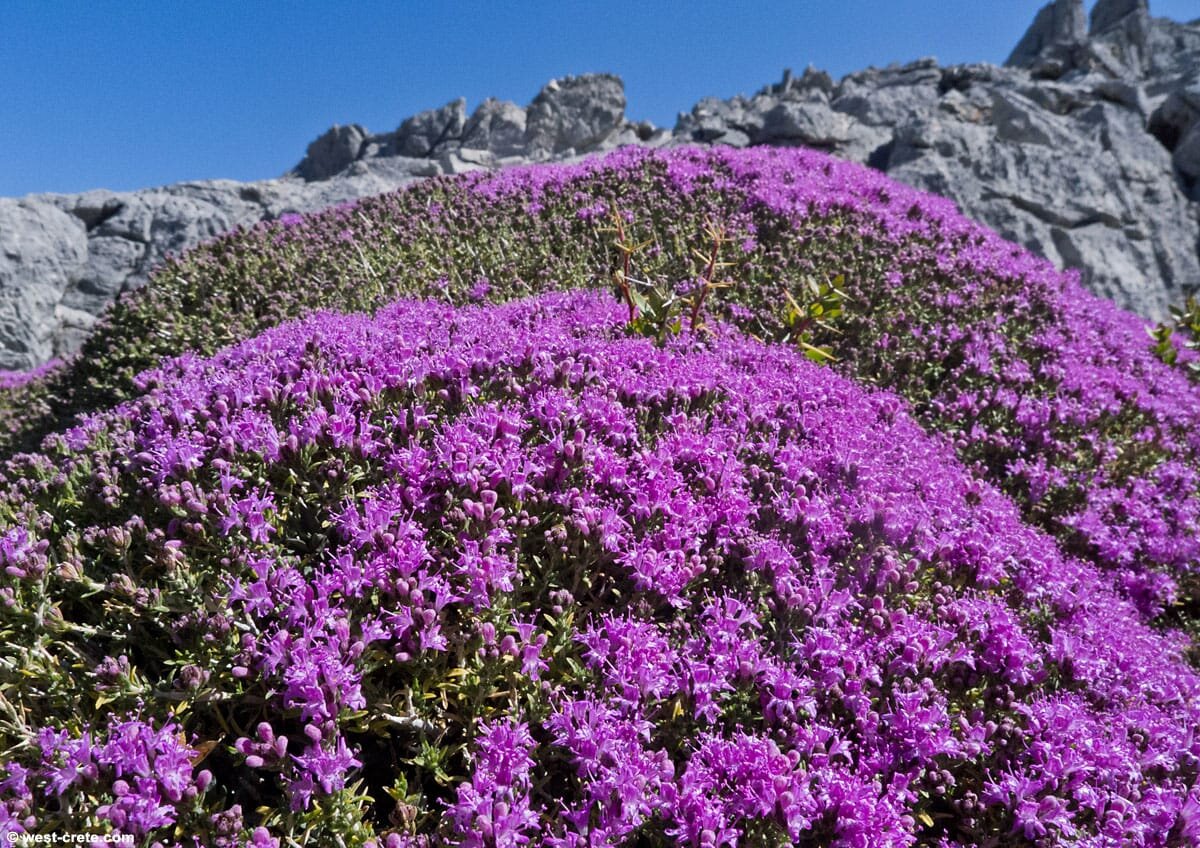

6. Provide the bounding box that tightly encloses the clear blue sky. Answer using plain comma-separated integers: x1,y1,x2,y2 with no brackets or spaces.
2,1,1197,197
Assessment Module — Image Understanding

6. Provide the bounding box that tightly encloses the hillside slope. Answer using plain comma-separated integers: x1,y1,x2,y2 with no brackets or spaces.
2,291,1198,845
3,144,1197,628
0,0,1197,370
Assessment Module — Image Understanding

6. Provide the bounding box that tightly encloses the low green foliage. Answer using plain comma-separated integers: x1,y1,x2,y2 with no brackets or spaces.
1151,294,1200,379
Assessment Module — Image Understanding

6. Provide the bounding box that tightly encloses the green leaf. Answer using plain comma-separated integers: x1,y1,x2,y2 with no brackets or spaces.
801,342,838,364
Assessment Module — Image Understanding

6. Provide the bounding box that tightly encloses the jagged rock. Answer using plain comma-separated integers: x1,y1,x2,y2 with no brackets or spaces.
1139,18,1200,85
862,69,1191,310
64,236,144,310
672,5,1200,317
991,90,1069,146
0,166,437,369
758,100,851,149
525,74,625,158
0,200,86,370
461,99,527,156
1091,78,1147,114
1015,79,1084,114
52,306,99,359
57,190,125,230
1007,0,1086,67
295,124,367,181
1176,126,1200,186
1090,0,1149,35
676,96,761,146
884,75,1198,317
337,156,442,185
438,148,496,175
1087,0,1153,77
832,60,942,128
394,99,467,158
795,67,835,95
1150,81,1200,151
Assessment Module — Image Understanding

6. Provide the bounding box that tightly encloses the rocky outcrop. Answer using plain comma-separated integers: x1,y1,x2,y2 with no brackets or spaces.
295,75,650,173
294,124,369,182
1091,0,1148,39
3,1,1199,371
0,74,666,371
393,99,468,158
1006,0,1087,68
524,74,633,157
1151,79,1200,188
0,162,445,369
0,199,87,370
674,0,1200,317
462,99,527,156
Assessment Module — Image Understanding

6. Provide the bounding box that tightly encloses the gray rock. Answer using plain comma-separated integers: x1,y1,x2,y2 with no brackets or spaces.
1049,220,1159,304
0,162,444,369
56,190,125,230
1013,79,1084,114
394,99,467,158
1139,18,1200,83
794,67,836,96
1090,0,1149,35
62,236,144,313
461,99,527,156
1149,80,1200,150
1176,125,1200,184
676,96,763,146
1088,0,1153,76
525,74,625,158
335,156,442,186
832,61,942,128
0,200,86,369
991,90,1069,146
438,148,496,175
664,5,1200,318
52,306,99,360
1007,0,1087,67
295,124,367,181
886,86,1198,316
758,100,851,149
1091,78,1148,114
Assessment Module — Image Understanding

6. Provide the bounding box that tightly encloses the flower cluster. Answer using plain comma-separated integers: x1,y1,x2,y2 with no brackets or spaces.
0,292,1196,845
0,146,1194,646
3,714,205,838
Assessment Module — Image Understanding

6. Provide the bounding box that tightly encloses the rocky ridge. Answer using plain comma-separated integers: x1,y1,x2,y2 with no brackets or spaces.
1,0,1198,371
674,0,1200,319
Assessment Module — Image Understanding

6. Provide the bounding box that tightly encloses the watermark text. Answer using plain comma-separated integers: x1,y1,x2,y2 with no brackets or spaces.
4,834,135,846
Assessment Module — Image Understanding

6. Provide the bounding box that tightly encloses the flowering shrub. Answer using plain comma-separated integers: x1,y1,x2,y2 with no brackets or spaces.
1,292,1197,845
3,146,1197,645
0,360,61,447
